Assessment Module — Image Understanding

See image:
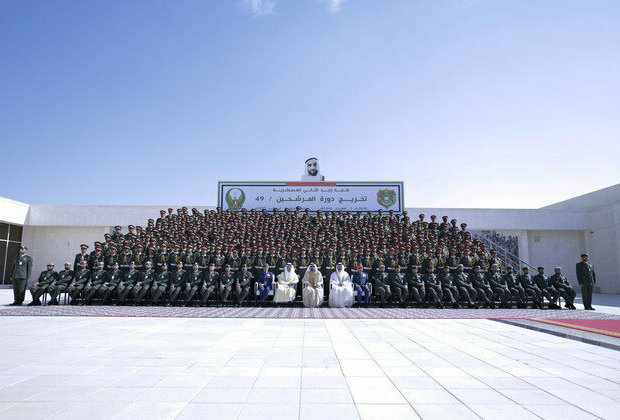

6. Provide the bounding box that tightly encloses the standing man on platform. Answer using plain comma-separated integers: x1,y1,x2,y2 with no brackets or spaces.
9,246,32,306
576,253,596,310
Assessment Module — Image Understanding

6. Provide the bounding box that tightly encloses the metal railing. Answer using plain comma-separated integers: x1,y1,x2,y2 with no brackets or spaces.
471,231,536,272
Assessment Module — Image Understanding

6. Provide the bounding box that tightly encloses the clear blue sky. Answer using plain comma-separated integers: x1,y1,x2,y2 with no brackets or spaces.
1,0,619,208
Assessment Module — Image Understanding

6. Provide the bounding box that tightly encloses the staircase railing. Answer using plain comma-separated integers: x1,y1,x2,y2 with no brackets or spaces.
471,231,536,272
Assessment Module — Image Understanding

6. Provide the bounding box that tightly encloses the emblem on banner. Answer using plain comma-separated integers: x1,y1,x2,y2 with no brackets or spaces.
377,189,396,209
225,188,246,210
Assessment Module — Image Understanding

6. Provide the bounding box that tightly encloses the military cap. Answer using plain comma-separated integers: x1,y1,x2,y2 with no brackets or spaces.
522,267,529,271
581,253,588,257
114,225,121,229
554,266,561,270
136,244,143,248
80,244,89,249
128,225,135,229
537,266,544,270
123,245,130,249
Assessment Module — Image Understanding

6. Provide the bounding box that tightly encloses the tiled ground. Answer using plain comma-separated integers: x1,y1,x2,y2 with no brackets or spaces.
1,316,619,420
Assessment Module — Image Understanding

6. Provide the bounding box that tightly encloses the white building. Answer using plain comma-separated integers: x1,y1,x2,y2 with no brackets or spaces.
1,183,618,293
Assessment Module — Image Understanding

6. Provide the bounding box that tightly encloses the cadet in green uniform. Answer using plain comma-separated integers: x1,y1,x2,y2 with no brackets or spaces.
517,267,542,309
576,253,596,310
73,244,90,271
201,263,219,306
471,265,494,308
50,262,74,305
151,263,170,305
67,261,90,305
487,264,510,308
105,263,124,304
133,261,155,305
550,267,576,309
439,266,460,308
9,246,33,306
28,263,58,306
220,264,235,304
502,266,525,308
373,265,391,307
453,265,477,308
84,261,108,305
168,262,187,306
185,263,203,305
533,267,560,309
389,266,409,307
118,262,140,305
424,266,444,308
408,266,426,307
235,265,253,306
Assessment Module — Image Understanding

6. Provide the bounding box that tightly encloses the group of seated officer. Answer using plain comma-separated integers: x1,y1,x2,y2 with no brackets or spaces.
28,256,577,309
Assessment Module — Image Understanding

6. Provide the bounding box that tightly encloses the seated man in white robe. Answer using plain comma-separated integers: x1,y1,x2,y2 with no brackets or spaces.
329,263,354,308
274,263,299,304
302,263,324,307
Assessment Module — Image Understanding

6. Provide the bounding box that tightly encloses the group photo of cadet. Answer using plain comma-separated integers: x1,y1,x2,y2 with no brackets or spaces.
9,207,597,310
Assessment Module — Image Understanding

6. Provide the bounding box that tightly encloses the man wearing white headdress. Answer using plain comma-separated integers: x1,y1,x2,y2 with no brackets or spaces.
329,263,354,308
301,157,325,182
274,263,299,304
302,263,324,307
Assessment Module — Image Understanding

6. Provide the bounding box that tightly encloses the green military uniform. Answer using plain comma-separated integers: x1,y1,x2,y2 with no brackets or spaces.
104,268,124,304
439,268,459,308
550,271,576,309
502,270,525,308
10,251,33,305
407,269,426,306
202,269,219,305
453,269,477,307
220,270,235,303
168,267,187,305
576,257,596,310
132,267,155,304
84,267,109,304
389,270,409,305
118,268,140,304
517,270,542,308
151,269,170,304
29,268,58,305
185,267,203,304
51,267,74,304
67,267,90,304
533,270,560,309
373,269,391,306
471,269,494,308
487,269,509,307
423,270,443,308
235,269,253,305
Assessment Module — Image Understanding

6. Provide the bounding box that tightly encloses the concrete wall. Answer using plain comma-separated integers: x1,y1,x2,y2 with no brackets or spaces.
587,203,620,294
525,230,586,288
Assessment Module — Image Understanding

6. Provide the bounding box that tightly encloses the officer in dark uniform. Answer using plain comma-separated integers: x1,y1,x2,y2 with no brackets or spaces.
471,265,494,308
50,262,74,305
151,263,170,305
132,261,154,305
423,266,443,308
220,264,235,304
185,263,203,305
74,244,91,271
67,261,90,305
84,261,108,305
453,264,477,308
576,253,596,310
517,267,542,309
503,265,526,308
235,264,253,306
202,263,220,306
352,265,371,306
104,262,124,304
374,264,391,307
168,261,187,306
550,267,577,309
390,266,409,306
118,262,141,305
439,266,459,308
255,263,274,306
28,263,58,306
533,267,560,309
487,264,510,308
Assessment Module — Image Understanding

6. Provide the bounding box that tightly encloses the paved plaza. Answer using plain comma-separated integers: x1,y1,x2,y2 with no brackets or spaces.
1,315,620,419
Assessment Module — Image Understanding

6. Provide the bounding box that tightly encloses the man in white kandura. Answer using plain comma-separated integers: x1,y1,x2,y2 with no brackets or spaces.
274,263,299,304
302,263,324,307
329,262,354,308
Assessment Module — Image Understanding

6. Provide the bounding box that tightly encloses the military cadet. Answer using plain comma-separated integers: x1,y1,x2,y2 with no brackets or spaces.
73,244,90,271
213,247,227,272
373,264,391,307
133,244,146,270
503,266,526,308
201,263,219,306
254,248,267,278
459,249,475,273
67,261,90,305
220,264,235,304
156,244,170,270
439,266,460,308
91,247,106,270
487,264,510,308
118,245,133,272
576,253,596,310
323,250,338,288
132,261,155,305
517,267,542,309
390,266,409,307
197,247,211,270
151,263,170,305
550,267,577,309
423,266,444,308
488,249,502,271
28,263,58,306
83,261,109,305
49,262,74,305
235,264,253,306
352,265,371,306
297,248,311,273
445,249,460,272
453,265,477,308
111,225,123,241
227,249,242,273
471,265,494,308
533,267,560,309
183,245,197,268
168,261,187,306
255,263,273,306
169,245,183,270
407,266,426,307
104,262,124,304
118,262,140,305
385,249,400,274
106,246,119,269
144,247,157,269
184,263,203,305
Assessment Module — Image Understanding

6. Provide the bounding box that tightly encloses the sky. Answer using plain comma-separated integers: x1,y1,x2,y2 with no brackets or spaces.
1,0,619,209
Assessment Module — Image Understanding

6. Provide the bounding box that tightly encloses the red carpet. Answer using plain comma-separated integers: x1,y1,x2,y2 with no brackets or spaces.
534,318,620,338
